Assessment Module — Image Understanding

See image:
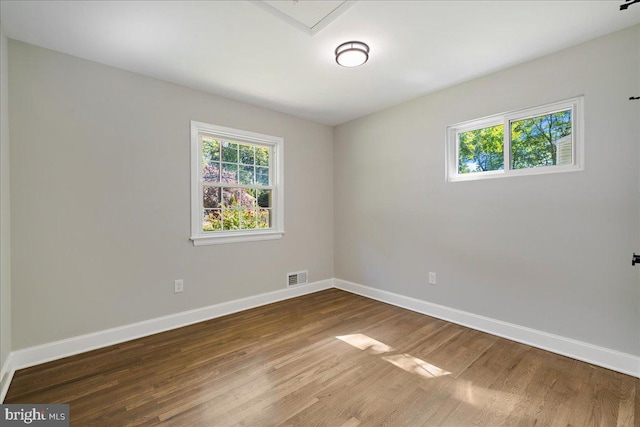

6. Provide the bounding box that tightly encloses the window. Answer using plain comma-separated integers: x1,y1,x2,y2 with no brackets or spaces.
190,121,284,245
446,97,583,182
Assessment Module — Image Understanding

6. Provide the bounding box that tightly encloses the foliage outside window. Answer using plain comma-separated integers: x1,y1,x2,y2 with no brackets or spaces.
191,121,284,245
446,97,583,182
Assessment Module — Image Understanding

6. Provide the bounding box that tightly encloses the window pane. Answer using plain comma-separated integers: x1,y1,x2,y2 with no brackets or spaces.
241,209,257,229
511,109,572,169
203,186,221,208
458,125,504,174
256,147,269,166
222,163,238,183
222,187,242,208
256,167,269,186
202,139,220,161
238,188,256,208
203,209,222,231
202,139,220,183
256,189,271,208
239,165,255,185
257,209,270,229
222,141,239,163
202,162,220,182
239,145,255,165
223,209,241,230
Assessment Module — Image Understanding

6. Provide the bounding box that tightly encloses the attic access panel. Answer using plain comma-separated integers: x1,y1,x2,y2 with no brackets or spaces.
258,0,356,35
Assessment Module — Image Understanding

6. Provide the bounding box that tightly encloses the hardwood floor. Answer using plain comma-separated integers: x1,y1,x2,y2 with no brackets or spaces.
5,289,639,426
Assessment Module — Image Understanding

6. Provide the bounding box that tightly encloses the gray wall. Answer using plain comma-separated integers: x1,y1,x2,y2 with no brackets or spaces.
1,25,12,371
334,26,640,355
6,26,640,358
8,41,334,349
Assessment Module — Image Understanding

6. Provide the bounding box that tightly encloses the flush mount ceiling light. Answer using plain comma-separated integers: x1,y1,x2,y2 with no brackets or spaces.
335,41,369,67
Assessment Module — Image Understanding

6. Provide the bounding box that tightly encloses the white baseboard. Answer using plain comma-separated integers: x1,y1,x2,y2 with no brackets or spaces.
334,278,640,378
1,278,333,402
2,276,637,403
0,353,14,403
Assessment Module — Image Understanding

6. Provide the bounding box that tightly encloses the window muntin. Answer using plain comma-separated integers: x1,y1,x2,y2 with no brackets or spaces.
191,122,283,245
447,97,583,182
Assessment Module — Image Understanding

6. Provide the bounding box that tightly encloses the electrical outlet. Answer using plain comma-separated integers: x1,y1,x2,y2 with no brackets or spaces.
428,272,437,285
174,279,184,293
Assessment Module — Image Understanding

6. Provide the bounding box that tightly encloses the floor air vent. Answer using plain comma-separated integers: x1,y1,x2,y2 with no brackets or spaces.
287,270,308,287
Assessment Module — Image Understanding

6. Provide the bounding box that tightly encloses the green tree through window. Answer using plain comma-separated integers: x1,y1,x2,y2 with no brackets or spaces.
201,138,272,231
458,124,504,174
447,98,581,182
511,110,572,169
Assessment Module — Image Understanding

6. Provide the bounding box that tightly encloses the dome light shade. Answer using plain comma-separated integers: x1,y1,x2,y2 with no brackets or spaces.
335,41,369,67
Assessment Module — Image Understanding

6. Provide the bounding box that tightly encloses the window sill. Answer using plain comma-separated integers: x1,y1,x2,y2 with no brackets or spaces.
191,230,284,246
447,163,583,182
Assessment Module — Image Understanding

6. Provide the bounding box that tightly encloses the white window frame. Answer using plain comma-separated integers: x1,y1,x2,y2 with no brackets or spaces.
190,121,284,246
446,96,584,182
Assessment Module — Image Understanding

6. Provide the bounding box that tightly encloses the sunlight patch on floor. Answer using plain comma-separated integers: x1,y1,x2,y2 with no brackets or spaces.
336,334,393,354
382,353,451,378
336,333,450,379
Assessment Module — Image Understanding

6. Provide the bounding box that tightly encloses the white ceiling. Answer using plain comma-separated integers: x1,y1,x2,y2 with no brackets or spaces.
1,1,638,126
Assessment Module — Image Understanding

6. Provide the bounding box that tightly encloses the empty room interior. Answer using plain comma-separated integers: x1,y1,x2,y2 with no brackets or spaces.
0,0,639,425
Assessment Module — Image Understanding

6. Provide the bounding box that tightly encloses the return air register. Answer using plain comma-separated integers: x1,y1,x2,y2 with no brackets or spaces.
287,270,308,287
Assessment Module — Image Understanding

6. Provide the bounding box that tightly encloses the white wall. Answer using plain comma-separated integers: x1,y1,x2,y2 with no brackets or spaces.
0,24,12,374
334,26,640,356
8,41,334,349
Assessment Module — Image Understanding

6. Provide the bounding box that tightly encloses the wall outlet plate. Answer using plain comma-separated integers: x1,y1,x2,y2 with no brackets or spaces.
174,279,184,293
428,272,437,285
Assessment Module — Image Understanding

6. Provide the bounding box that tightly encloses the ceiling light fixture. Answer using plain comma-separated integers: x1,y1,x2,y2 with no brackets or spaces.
335,41,369,68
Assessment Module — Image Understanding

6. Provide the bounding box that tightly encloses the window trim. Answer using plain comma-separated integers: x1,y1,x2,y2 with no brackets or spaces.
446,96,584,182
190,121,284,246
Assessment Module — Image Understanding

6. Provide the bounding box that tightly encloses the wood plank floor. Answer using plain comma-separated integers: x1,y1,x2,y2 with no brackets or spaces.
5,289,639,426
